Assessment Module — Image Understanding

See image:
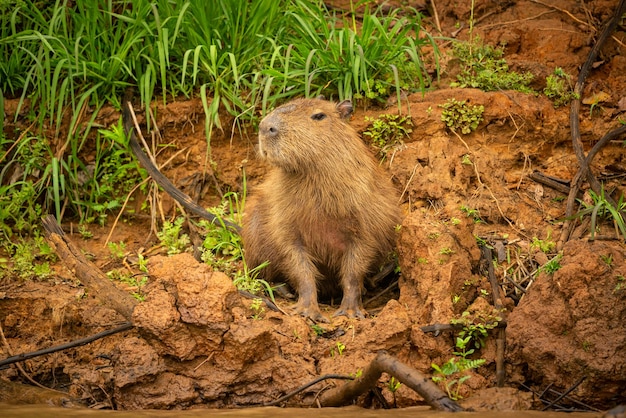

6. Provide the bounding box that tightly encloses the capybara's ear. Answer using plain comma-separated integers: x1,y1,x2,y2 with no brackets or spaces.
316,94,326,100
336,100,353,120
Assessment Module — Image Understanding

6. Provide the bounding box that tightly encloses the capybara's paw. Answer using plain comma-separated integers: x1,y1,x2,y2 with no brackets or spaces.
293,303,329,323
333,305,367,319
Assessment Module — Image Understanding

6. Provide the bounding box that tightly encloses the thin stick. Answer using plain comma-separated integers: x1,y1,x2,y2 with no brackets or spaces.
0,322,133,368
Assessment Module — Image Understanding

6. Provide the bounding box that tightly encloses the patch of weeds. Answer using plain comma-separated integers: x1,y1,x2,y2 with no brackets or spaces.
157,217,191,255
440,98,484,134
107,241,127,259
431,332,486,400
106,269,147,301
0,135,50,239
450,217,461,226
537,253,563,276
5,235,56,280
460,205,483,223
451,37,534,93
450,310,502,350
574,188,626,241
199,194,244,275
544,67,578,107
363,114,413,157
417,257,429,264
81,120,146,225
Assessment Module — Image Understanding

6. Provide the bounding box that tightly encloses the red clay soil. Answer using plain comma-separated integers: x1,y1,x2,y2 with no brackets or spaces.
1,0,625,412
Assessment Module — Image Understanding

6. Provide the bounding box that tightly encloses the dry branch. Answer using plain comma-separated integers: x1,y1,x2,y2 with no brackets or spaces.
317,351,463,411
560,0,626,247
122,99,240,232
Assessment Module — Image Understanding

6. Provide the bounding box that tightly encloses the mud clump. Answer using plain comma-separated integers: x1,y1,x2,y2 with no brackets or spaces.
507,239,626,407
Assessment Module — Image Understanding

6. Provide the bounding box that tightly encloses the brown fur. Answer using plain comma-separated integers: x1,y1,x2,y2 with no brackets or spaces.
242,98,401,321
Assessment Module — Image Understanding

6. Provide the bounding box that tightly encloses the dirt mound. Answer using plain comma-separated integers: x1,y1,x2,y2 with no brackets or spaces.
2,0,626,412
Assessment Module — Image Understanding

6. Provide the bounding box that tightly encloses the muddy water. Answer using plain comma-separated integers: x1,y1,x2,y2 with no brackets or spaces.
0,404,603,418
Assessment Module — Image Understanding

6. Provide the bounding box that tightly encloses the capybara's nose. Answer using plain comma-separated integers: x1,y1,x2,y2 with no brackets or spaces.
259,116,279,139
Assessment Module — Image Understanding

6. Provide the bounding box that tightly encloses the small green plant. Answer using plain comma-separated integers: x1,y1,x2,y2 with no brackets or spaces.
451,37,534,93
311,323,325,336
460,205,483,223
450,310,501,350
363,114,413,157
474,235,488,247
530,233,556,254
417,257,429,264
450,217,461,226
461,154,473,165
78,224,93,239
250,298,265,320
107,269,148,301
614,276,625,294
452,294,461,304
439,247,455,255
157,217,191,255
582,340,594,352
601,254,613,268
538,253,563,275
107,241,127,259
432,334,486,400
387,375,402,405
7,236,56,280
428,232,440,240
440,98,484,134
544,67,578,107
387,376,401,393
573,188,626,241
330,341,346,357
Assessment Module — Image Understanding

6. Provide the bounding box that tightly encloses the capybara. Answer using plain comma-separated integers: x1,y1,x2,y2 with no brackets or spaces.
243,98,400,322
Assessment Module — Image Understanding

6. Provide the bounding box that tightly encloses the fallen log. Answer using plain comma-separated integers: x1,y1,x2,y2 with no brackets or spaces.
41,215,137,321
317,351,463,411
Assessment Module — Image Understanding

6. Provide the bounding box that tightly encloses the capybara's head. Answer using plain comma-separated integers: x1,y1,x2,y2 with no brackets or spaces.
257,98,354,172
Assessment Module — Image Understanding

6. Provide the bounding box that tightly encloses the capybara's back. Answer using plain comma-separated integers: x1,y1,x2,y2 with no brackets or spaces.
243,98,400,321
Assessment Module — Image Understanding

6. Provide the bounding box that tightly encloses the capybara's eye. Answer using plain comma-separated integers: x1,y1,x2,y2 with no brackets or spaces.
311,112,326,121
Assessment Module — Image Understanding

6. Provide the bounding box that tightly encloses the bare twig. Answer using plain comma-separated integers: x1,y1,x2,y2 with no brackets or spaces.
0,322,133,369
559,0,626,247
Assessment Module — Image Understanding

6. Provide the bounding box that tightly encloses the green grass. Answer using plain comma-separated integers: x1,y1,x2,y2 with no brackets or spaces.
1,0,438,237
